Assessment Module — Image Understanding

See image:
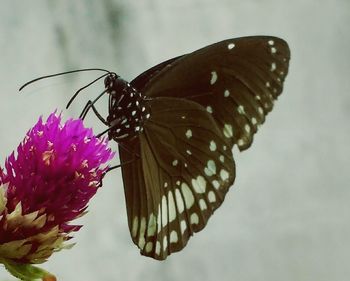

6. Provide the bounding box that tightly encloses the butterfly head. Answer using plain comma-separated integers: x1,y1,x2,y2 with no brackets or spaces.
104,72,123,92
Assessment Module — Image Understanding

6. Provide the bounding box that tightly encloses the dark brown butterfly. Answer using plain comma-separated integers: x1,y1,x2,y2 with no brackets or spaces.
21,36,290,260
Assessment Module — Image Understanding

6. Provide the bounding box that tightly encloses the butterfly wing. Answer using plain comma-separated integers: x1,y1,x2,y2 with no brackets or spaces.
119,97,235,260
121,36,290,259
137,36,290,150
131,56,183,92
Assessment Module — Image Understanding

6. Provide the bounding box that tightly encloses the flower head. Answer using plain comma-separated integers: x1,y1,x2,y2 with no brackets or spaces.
0,112,114,266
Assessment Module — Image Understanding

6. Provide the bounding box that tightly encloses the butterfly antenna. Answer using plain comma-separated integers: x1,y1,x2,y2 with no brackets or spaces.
66,73,109,109
19,68,110,92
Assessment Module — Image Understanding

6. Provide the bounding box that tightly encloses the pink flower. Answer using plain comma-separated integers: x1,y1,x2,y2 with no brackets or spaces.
0,112,114,278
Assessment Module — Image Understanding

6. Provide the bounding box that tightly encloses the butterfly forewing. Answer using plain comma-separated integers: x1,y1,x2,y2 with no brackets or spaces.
133,36,290,150
119,98,235,260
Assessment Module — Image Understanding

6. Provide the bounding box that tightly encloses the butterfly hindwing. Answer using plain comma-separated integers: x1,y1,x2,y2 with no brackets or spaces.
119,97,235,260
134,36,290,150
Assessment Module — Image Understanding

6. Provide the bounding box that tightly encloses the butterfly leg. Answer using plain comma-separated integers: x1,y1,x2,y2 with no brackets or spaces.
79,89,108,120
79,100,109,123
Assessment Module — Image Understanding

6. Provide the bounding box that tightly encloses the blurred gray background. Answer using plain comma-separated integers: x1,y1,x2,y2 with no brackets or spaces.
0,1,349,280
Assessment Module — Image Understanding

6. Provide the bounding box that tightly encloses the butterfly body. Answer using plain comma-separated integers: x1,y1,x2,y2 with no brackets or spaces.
104,74,150,141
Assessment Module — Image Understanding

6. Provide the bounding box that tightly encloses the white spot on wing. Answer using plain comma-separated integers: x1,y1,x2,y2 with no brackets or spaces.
237,105,245,115
175,189,185,213
204,160,216,177
212,180,220,190
199,199,207,210
185,129,192,139
170,231,178,243
190,213,199,225
271,62,277,72
180,220,187,234
206,106,213,113
145,242,153,253
210,71,218,85
228,43,235,49
223,124,233,138
209,140,217,151
168,191,176,223
191,176,206,194
155,241,161,255
161,195,168,227
224,89,230,97
172,159,178,166
132,216,138,237
147,213,157,236
208,191,216,203
220,169,229,181
181,182,195,209
163,236,168,251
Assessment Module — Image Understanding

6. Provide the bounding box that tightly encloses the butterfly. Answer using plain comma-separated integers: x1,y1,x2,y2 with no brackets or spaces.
20,36,290,260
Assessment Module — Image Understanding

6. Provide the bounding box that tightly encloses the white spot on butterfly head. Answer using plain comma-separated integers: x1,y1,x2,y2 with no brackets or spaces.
224,89,230,97
186,149,192,155
223,124,233,138
185,129,192,139
228,43,235,49
209,140,217,151
271,47,277,54
172,159,178,166
210,71,218,85
268,40,274,46
206,106,213,113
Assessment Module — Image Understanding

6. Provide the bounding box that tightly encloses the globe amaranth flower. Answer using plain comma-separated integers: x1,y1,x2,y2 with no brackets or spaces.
0,112,114,279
